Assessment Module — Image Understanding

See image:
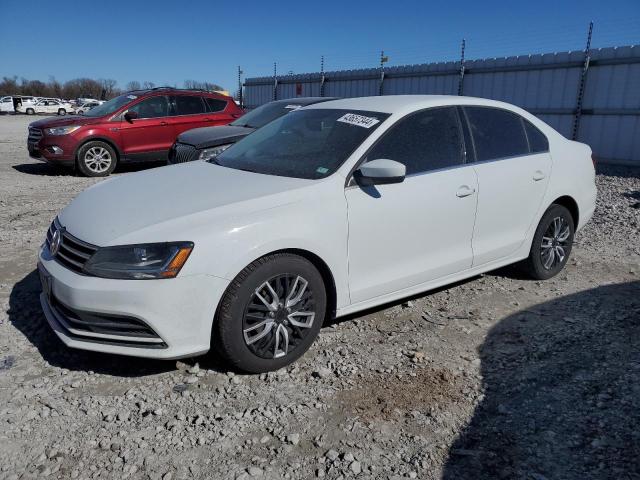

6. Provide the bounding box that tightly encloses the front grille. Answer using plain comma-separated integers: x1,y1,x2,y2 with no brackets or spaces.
46,218,98,274
28,127,43,143
169,143,198,164
48,295,166,348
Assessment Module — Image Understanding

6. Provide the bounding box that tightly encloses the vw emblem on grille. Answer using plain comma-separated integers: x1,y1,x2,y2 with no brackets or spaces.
50,229,63,256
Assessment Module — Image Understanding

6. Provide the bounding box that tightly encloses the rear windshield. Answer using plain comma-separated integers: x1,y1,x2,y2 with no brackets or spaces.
214,109,389,180
81,94,136,117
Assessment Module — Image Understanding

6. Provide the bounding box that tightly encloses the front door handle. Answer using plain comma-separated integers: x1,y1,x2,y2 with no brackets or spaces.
160,121,168,126
533,170,546,181
456,185,476,198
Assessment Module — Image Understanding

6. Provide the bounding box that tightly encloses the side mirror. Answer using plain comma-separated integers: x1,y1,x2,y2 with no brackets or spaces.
123,110,138,122
355,159,406,186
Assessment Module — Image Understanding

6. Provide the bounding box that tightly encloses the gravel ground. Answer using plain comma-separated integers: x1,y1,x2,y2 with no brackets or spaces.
0,115,639,480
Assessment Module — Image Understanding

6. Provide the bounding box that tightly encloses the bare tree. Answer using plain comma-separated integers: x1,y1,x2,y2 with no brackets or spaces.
142,81,156,89
125,81,141,91
183,80,224,92
99,78,118,99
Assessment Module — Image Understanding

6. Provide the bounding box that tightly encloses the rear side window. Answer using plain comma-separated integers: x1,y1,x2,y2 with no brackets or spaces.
129,96,169,118
366,106,464,175
524,120,549,153
205,98,227,113
174,95,206,115
465,107,529,161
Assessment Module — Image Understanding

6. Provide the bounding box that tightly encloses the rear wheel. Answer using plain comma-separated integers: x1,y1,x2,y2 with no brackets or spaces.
26,108,35,115
57,108,66,115
523,204,575,280
76,141,117,177
214,253,326,373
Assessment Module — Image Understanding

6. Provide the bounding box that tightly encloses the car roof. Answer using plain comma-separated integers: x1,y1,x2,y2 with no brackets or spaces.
302,94,526,115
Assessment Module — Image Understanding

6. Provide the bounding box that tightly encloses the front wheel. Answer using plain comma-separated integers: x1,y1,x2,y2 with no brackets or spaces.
214,253,327,373
25,108,35,115
76,141,117,177
58,108,66,115
523,204,575,280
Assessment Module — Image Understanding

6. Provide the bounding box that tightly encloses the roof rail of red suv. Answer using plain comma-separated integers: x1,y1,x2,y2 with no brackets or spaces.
124,87,231,96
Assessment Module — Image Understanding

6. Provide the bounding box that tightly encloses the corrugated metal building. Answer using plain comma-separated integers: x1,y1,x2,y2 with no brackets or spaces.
244,45,640,166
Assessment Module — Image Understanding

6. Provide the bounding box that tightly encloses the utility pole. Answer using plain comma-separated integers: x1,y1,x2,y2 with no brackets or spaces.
237,66,243,108
320,55,325,97
458,39,466,96
379,50,388,96
273,62,278,101
572,21,594,141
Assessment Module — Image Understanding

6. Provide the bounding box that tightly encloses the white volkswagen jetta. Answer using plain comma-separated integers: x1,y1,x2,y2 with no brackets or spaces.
38,95,596,372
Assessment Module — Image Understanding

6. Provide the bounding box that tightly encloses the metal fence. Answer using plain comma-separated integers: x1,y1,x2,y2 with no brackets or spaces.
243,44,640,166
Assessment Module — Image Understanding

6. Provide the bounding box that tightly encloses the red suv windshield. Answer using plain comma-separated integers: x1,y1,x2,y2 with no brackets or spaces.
81,94,137,117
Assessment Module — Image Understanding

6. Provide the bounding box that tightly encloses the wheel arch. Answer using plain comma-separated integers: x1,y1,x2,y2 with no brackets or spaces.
217,247,338,324
551,195,579,227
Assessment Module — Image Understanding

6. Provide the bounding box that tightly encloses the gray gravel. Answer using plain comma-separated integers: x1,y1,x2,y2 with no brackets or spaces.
0,115,639,479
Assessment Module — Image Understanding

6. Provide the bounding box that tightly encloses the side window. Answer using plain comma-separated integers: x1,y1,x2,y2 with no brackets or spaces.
524,120,549,153
367,107,464,175
129,96,169,118
465,107,529,161
174,95,206,115
205,97,227,113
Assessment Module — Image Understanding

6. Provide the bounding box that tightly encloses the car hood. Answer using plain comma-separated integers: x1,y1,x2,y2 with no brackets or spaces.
177,125,254,149
29,115,103,128
58,161,313,246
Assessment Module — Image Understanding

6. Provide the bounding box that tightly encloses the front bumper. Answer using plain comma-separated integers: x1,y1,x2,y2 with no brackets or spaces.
29,134,77,165
38,247,229,359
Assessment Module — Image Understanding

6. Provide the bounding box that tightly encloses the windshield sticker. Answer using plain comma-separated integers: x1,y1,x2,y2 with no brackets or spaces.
126,95,138,100
285,104,302,110
337,113,380,129
316,167,329,174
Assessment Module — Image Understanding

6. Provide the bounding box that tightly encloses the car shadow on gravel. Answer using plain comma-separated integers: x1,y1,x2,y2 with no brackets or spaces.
8,270,178,377
12,161,166,177
442,280,640,480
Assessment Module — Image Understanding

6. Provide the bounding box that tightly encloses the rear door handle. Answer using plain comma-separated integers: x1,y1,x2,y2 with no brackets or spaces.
533,171,546,181
456,185,476,198
160,121,168,126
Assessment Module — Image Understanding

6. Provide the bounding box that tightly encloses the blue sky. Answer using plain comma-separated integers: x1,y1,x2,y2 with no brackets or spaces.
1,0,638,93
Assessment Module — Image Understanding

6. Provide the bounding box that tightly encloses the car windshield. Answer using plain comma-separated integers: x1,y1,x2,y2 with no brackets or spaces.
81,94,136,117
230,102,307,129
214,109,390,179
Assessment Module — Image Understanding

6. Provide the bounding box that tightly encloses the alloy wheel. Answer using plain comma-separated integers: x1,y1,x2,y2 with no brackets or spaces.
242,274,316,359
84,147,112,174
540,216,571,270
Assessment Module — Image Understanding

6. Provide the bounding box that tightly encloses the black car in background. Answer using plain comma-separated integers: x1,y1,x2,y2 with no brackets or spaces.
167,97,336,164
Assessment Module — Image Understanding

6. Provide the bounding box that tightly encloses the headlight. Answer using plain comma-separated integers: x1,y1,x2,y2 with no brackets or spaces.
84,242,193,280
198,144,232,161
45,126,81,136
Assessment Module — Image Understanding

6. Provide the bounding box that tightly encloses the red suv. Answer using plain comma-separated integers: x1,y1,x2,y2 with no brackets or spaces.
27,88,244,176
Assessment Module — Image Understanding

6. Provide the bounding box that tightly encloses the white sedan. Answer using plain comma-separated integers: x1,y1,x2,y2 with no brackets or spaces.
37,95,596,372
19,99,73,115
74,101,101,114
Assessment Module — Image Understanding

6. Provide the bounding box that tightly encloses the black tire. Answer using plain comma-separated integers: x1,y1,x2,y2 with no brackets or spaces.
76,141,117,177
26,108,35,115
214,253,327,373
58,108,66,115
523,204,575,280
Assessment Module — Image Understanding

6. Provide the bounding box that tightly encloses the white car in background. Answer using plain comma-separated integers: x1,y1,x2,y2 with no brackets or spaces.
19,99,73,115
0,96,14,113
37,95,596,373
74,101,101,114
